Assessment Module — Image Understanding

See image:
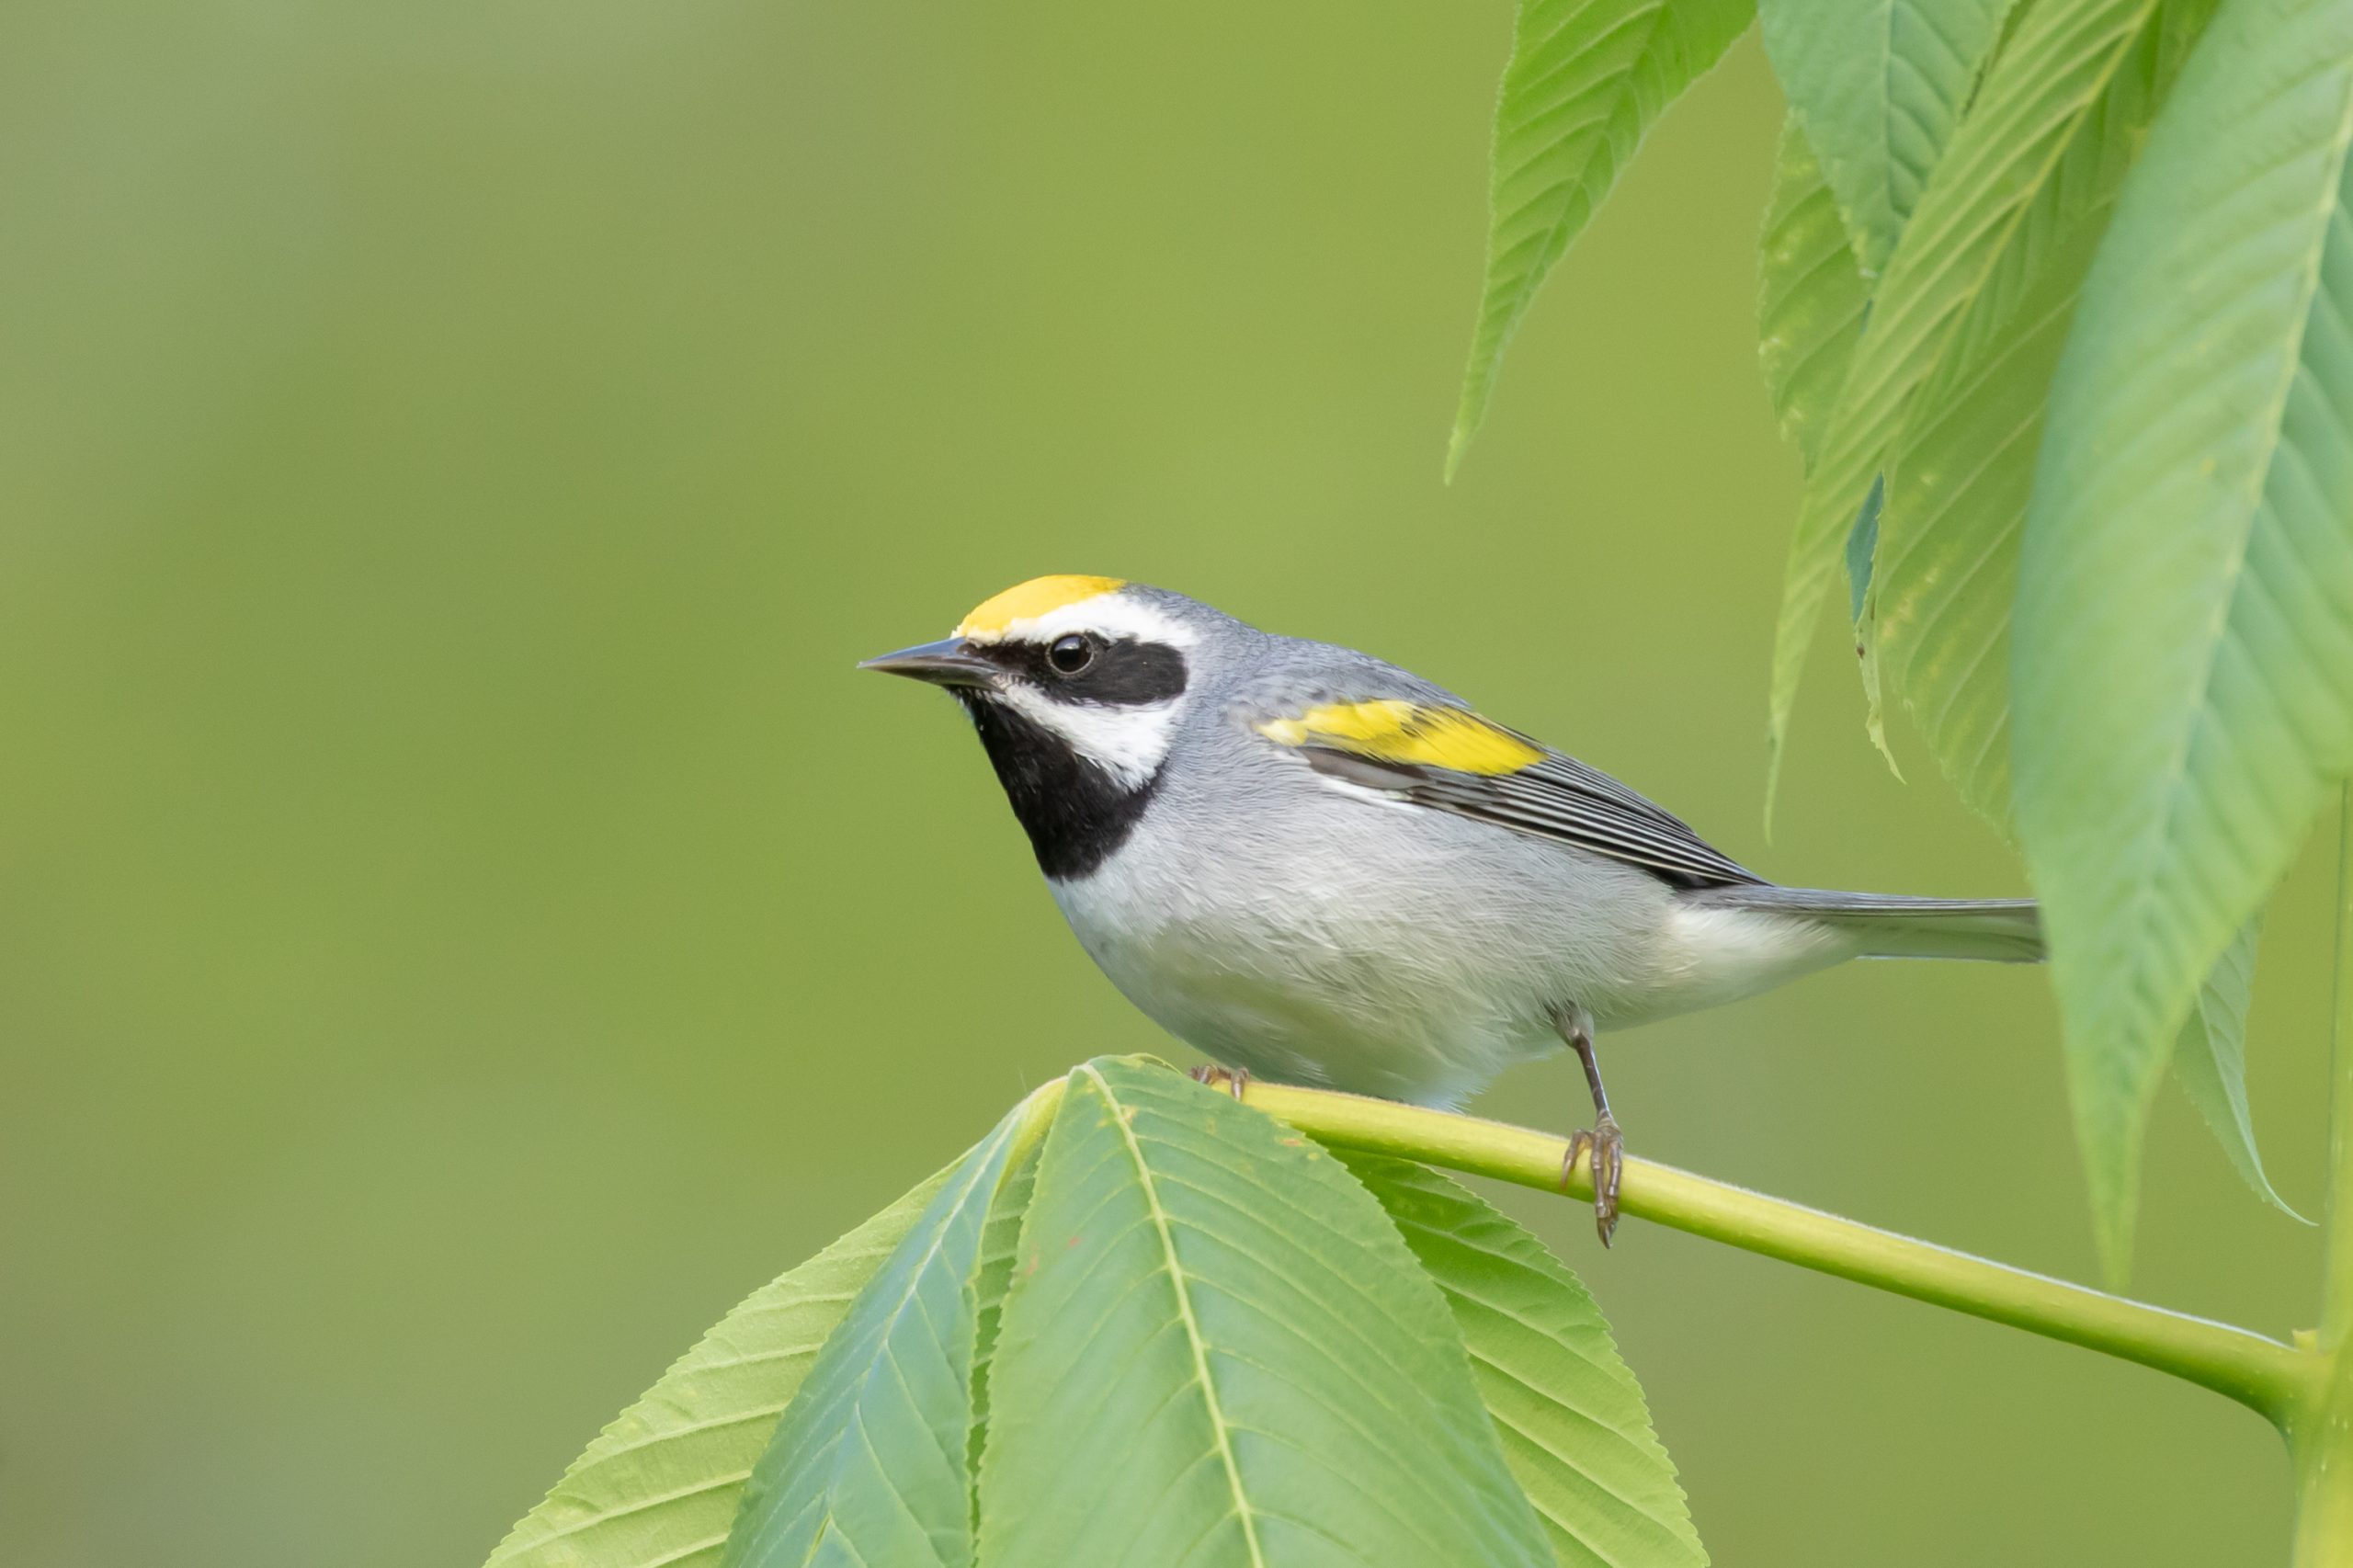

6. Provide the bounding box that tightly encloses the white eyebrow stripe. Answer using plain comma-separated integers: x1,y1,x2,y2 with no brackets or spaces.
965,596,1199,651
994,685,1179,789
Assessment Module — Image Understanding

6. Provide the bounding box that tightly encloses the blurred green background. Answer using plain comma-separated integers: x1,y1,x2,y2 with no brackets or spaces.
0,3,2326,1562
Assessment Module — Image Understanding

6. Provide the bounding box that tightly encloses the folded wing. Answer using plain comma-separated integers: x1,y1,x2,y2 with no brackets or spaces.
1253,698,1760,890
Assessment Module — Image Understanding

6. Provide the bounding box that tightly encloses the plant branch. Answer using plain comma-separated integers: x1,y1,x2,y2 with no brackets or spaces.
2324,782,2353,1356
1238,1078,2312,1426
2290,784,2353,1562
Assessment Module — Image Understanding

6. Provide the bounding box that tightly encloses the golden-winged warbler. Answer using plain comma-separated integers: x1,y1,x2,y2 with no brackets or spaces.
863,575,2038,1241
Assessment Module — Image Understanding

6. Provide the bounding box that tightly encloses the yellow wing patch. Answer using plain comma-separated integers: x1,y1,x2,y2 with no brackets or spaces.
1256,699,1542,776
957,574,1126,638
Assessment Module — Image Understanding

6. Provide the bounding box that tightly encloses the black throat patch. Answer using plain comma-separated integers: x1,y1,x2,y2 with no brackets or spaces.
956,692,1158,880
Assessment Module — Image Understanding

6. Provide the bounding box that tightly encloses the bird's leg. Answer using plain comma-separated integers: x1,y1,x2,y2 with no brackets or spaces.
1188,1062,1251,1102
1555,1017,1624,1247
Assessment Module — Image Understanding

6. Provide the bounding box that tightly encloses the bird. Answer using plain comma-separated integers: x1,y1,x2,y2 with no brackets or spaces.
861,575,2040,1242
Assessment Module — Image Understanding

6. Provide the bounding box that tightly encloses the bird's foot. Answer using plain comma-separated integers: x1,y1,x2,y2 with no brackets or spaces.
1561,1112,1624,1247
1188,1062,1252,1102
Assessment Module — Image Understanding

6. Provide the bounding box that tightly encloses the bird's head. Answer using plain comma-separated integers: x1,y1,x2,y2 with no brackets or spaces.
859,575,1230,876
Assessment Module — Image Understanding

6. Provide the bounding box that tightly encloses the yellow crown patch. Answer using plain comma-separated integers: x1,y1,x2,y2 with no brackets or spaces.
1256,699,1542,776
957,574,1127,638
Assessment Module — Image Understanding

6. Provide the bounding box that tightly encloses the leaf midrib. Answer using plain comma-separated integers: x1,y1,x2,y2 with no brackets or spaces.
2100,54,2353,1040
1078,1063,1268,1568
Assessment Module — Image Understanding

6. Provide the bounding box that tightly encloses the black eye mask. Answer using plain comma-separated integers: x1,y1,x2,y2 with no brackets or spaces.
979,636,1188,707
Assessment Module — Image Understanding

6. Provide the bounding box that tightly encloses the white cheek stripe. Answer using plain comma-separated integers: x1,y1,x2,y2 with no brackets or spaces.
964,595,1200,651
996,684,1178,790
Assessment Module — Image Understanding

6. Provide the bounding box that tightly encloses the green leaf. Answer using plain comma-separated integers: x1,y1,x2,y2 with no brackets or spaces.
1754,120,1893,787
1846,478,1881,624
965,1125,1040,1489
482,1167,952,1568
722,1095,1042,1568
2173,920,2307,1221
1765,0,2174,800
1336,1153,1707,1568
976,1057,1552,1568
1853,478,1899,774
1870,1,2213,829
2011,0,2353,1278
1756,0,2018,275
1448,0,1752,478
1757,118,1870,475
1873,235,2087,827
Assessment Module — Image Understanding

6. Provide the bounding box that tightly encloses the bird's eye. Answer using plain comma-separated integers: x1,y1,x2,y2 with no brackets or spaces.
1047,634,1094,675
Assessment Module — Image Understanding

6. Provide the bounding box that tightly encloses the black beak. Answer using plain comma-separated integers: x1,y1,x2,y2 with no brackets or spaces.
858,637,1000,688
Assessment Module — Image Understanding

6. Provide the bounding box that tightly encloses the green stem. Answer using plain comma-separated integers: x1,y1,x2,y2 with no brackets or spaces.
1239,1079,2311,1425
2291,784,2353,1563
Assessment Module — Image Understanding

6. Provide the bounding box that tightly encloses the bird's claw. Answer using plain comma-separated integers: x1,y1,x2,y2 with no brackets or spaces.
1188,1063,1251,1101
1560,1112,1624,1247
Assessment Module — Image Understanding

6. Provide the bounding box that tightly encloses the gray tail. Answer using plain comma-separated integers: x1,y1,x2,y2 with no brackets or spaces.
1693,885,2043,963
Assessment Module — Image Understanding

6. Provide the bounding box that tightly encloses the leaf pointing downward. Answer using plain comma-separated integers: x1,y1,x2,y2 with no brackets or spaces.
1756,0,2018,277
1765,0,2175,802
1757,119,1870,477
1873,0,2214,831
2013,0,2353,1277
1447,0,1751,478
1761,0,2032,765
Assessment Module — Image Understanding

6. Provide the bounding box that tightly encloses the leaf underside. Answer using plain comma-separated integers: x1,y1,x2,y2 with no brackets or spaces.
1337,1152,1707,1568
2013,0,2353,1277
976,1056,1553,1567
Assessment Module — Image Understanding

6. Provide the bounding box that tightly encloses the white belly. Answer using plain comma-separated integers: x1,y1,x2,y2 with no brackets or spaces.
1055,883,1541,1105
1041,773,1866,1107
1044,798,1691,1106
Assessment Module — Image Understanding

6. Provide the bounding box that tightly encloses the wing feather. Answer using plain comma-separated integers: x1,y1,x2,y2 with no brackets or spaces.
1255,699,1758,889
